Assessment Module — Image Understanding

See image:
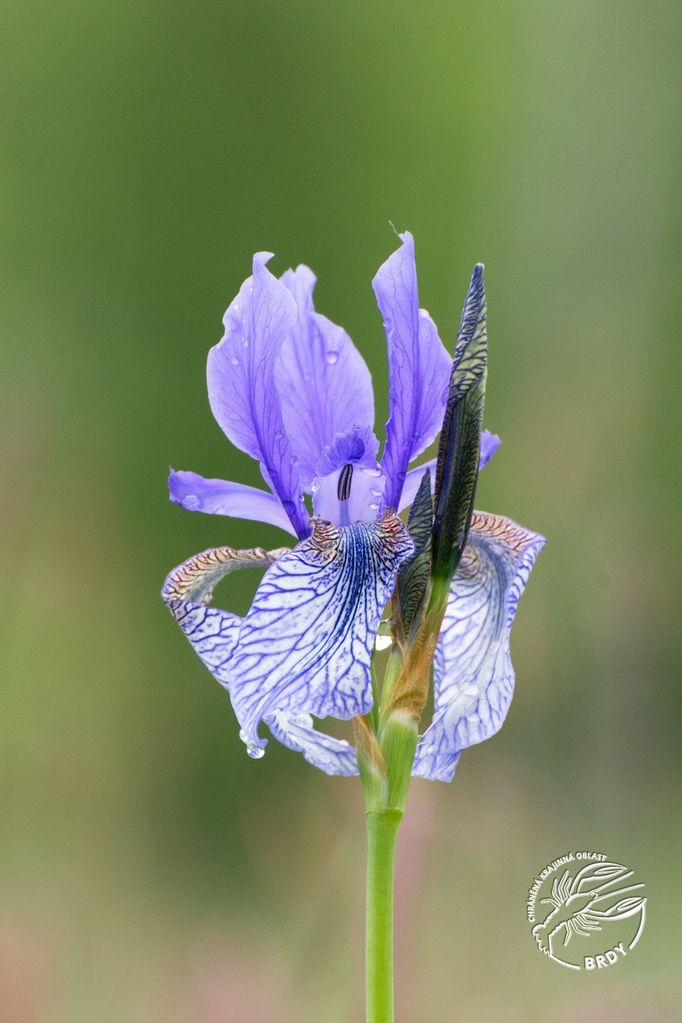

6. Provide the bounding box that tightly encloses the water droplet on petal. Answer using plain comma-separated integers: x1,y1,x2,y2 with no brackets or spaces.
362,467,382,478
242,338,249,347
230,355,239,366
183,494,201,510
368,502,380,510
240,729,265,759
325,350,339,365
311,480,320,493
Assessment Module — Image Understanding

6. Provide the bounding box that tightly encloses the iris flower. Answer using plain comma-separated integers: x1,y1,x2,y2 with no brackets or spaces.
162,232,544,782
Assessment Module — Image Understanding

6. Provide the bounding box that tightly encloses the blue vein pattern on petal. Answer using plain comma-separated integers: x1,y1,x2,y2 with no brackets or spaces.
275,266,376,487
228,513,415,751
169,469,298,535
373,232,452,512
207,253,309,538
397,430,502,512
413,512,546,782
266,710,359,776
161,544,288,689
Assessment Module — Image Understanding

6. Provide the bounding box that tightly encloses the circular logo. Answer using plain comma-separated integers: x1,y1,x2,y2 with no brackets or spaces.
527,851,647,971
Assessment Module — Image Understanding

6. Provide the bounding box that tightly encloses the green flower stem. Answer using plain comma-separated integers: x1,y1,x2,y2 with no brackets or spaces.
365,808,402,1023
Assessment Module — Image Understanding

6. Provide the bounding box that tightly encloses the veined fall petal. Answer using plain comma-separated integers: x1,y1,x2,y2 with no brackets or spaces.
412,512,546,782
161,543,287,689
266,710,359,777
228,512,414,753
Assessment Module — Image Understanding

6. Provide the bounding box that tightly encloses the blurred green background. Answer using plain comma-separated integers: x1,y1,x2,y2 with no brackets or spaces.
2,0,681,1019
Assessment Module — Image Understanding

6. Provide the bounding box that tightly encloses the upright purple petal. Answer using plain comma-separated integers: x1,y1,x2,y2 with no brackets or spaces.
161,544,287,689
207,253,309,538
397,430,502,512
169,469,298,535
266,710,359,776
275,266,376,486
413,512,545,782
373,232,452,511
227,513,414,753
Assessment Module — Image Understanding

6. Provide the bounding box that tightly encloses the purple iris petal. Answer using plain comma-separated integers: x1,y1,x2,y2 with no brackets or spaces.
169,469,298,535
373,232,452,511
311,427,385,525
315,425,379,473
397,429,502,512
227,513,414,753
412,512,545,782
266,710,359,776
161,544,286,690
479,430,501,468
207,253,309,538
275,266,376,487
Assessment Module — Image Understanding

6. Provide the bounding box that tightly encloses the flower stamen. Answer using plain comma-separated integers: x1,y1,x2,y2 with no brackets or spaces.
337,462,354,502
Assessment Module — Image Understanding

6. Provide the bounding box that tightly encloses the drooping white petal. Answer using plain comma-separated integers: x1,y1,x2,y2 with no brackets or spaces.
228,513,414,753
161,545,287,688
413,511,545,782
266,710,359,776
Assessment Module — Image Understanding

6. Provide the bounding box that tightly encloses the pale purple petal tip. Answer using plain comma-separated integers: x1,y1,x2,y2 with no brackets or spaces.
479,431,501,468
169,469,298,535
397,429,502,513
